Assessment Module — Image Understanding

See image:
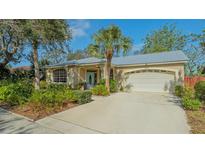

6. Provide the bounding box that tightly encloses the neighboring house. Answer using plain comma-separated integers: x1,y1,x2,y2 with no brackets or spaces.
45,50,188,93
10,66,32,73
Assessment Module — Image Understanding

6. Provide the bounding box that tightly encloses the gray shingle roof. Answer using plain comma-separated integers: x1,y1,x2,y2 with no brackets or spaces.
46,50,188,68
77,57,105,64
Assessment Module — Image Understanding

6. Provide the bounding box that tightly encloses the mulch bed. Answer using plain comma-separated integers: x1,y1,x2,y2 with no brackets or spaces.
186,106,205,134
0,102,78,121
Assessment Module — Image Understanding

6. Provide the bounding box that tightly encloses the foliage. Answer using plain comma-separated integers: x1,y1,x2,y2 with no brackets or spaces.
47,83,68,91
182,97,201,111
182,87,201,110
91,85,109,96
29,88,91,111
0,20,26,68
194,81,205,102
22,19,72,89
86,44,104,58
72,90,92,104
141,24,186,53
99,79,117,93
184,49,205,76
174,85,184,97
40,80,48,89
30,90,63,106
67,49,89,60
185,30,205,76
0,67,11,80
0,80,33,105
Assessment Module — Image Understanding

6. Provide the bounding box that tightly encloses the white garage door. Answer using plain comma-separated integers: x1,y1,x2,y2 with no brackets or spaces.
125,70,175,93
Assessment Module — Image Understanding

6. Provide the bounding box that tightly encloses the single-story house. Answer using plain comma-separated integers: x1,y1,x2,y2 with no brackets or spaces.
45,50,188,93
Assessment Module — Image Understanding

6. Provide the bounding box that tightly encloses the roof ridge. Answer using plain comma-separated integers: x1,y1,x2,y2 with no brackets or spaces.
113,50,183,60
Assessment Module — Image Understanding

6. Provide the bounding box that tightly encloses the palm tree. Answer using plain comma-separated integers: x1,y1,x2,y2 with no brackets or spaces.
88,25,132,93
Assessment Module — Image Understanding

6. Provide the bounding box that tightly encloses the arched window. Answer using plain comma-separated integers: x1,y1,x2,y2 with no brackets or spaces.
53,69,67,83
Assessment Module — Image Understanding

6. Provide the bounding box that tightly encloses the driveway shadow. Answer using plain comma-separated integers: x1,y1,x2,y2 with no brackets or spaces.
161,94,183,108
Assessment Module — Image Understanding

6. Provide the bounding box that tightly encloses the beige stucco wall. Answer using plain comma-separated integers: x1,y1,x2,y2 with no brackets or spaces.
115,63,184,79
114,62,185,90
46,62,185,90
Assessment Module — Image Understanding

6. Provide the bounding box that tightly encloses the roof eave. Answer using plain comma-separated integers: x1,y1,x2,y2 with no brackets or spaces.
114,60,188,68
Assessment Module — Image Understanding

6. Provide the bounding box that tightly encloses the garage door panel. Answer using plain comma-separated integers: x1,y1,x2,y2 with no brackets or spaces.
125,72,174,93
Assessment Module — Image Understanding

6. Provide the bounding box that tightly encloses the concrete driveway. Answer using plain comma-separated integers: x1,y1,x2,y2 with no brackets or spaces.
38,92,190,134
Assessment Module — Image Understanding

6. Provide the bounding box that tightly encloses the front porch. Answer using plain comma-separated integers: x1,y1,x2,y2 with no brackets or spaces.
46,63,115,89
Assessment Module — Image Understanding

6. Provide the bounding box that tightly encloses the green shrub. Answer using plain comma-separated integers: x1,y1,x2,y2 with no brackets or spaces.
40,80,48,89
91,85,109,96
0,79,12,87
73,90,92,104
29,89,64,112
29,88,92,108
29,89,64,108
194,81,205,102
0,80,33,105
99,79,117,93
110,80,117,92
182,97,201,110
182,87,201,110
174,85,184,97
47,83,68,91
63,90,76,102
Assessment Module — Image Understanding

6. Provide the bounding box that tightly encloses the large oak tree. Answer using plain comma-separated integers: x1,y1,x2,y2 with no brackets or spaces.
22,20,71,89
0,20,25,69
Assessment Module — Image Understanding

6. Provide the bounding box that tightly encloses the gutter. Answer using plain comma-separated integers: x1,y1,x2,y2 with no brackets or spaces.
114,60,188,68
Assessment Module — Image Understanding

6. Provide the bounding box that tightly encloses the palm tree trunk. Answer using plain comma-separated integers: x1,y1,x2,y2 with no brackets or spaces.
105,51,112,94
33,41,40,90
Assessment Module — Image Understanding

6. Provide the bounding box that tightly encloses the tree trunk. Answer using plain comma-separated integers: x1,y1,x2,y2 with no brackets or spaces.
33,42,40,90
105,51,112,94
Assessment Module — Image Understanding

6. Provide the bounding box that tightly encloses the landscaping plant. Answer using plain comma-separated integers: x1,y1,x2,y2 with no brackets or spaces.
91,85,109,96
99,79,118,93
194,81,205,102
0,80,33,106
182,87,201,111
73,90,92,104
174,85,184,97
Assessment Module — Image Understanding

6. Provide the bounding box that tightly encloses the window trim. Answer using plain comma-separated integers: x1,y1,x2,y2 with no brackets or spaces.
53,69,67,83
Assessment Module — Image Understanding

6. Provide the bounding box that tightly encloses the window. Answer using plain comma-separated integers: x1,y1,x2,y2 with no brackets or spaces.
53,69,67,83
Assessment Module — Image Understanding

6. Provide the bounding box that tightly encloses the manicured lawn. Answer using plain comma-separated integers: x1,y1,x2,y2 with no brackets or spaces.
186,106,205,134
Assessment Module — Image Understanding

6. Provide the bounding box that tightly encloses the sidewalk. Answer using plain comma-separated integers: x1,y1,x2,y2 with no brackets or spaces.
0,108,59,134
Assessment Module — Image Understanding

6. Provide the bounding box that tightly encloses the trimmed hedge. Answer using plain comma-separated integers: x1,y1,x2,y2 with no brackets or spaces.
194,81,205,102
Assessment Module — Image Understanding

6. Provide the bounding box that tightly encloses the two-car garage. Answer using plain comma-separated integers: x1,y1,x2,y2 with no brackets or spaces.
112,51,188,93
124,69,175,93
